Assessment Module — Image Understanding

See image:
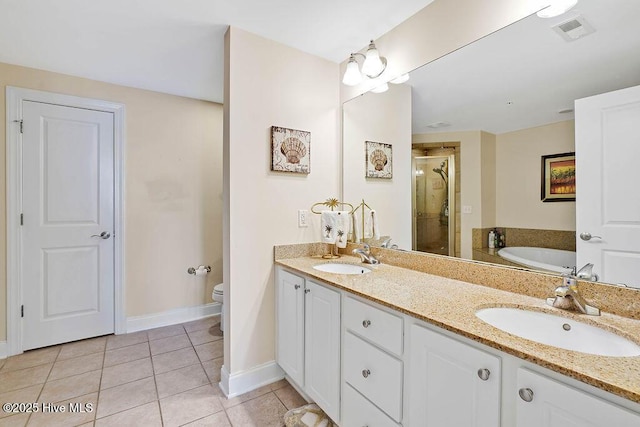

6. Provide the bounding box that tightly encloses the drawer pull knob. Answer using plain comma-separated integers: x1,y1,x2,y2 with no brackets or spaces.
294,284,300,290
477,369,490,381
304,289,310,294
519,388,534,402
362,320,371,328
362,369,371,378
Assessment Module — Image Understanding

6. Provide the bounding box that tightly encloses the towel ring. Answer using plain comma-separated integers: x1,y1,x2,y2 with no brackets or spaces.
311,198,354,214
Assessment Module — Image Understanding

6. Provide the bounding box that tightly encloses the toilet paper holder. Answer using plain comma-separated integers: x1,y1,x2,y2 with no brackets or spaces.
187,265,212,275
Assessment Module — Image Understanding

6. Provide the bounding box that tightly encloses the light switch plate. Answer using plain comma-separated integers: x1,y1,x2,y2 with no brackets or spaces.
298,209,309,227
462,205,472,214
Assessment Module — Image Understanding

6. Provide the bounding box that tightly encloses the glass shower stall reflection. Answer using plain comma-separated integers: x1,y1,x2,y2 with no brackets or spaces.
413,154,455,256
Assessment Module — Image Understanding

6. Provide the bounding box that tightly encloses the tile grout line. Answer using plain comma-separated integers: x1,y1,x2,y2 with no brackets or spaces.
25,345,61,425
92,340,108,425
152,327,170,426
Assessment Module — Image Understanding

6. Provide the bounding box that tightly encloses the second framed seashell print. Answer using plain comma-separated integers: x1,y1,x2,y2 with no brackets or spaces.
365,140,392,178
271,126,311,174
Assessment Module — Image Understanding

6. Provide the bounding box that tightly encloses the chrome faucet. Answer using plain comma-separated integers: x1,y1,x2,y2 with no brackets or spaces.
574,263,599,281
546,265,600,316
380,238,399,250
380,238,393,248
353,243,380,265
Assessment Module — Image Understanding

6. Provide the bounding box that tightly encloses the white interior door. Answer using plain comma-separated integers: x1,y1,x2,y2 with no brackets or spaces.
22,100,115,350
575,85,640,288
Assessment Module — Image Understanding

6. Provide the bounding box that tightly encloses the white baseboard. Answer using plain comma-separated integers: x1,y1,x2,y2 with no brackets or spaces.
220,361,285,399
0,341,7,359
126,302,221,333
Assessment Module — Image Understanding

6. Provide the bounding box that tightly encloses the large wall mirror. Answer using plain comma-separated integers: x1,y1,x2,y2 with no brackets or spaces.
342,0,640,288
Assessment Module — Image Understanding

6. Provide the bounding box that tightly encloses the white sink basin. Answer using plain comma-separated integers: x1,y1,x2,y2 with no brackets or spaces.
313,263,372,275
475,307,640,357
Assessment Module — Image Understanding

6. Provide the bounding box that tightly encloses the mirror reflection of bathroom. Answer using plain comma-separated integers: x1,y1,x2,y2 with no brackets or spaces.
412,144,458,257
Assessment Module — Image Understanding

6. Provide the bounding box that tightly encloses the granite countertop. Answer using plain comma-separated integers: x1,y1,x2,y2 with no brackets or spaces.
275,255,640,404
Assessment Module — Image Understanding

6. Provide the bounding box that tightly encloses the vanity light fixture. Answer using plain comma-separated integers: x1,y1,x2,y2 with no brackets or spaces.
390,74,410,84
537,0,578,18
370,83,389,93
342,40,387,86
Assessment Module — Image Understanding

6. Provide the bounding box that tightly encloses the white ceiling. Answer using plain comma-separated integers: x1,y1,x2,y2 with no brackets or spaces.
0,0,433,103
409,0,640,134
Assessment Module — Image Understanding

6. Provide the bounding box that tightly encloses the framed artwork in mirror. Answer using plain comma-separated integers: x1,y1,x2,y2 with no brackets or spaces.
365,141,392,179
541,152,575,202
271,126,310,174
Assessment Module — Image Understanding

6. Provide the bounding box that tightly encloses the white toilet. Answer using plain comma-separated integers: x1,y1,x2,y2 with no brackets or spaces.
212,283,224,332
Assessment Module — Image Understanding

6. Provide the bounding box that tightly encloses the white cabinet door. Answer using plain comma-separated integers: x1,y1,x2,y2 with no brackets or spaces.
517,369,640,427
407,324,501,427
304,280,341,423
276,269,305,386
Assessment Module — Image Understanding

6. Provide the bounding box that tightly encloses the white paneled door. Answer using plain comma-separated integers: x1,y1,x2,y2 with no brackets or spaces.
22,100,115,350
575,84,640,288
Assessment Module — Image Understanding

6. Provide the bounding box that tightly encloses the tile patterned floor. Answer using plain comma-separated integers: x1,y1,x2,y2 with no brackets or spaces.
0,316,306,426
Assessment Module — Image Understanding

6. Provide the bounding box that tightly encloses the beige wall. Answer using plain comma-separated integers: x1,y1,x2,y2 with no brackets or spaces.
340,0,542,102
224,28,340,377
1,62,223,342
343,84,412,249
480,132,497,228
496,120,576,230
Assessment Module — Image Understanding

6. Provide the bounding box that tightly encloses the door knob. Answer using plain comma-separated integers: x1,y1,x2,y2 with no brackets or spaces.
580,232,602,241
91,231,111,239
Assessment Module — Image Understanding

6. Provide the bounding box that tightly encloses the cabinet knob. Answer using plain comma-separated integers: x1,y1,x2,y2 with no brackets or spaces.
362,369,371,378
304,289,310,294
519,388,534,402
362,320,371,328
294,284,300,290
477,368,491,381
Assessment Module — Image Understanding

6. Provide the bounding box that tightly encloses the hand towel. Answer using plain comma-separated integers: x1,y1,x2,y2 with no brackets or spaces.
321,211,350,248
334,211,350,249
321,211,337,244
371,210,380,240
363,210,372,238
351,211,362,243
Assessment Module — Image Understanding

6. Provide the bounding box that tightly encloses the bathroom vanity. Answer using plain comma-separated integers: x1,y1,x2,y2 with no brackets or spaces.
274,245,640,426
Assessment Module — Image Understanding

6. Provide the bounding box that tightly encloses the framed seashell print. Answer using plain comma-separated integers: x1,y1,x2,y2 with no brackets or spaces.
271,126,311,174
365,141,392,178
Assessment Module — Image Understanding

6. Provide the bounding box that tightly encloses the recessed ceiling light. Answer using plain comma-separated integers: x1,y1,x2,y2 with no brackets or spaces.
425,121,452,129
537,0,579,19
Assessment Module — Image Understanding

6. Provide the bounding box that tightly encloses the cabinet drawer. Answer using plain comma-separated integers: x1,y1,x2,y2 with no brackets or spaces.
343,383,400,427
344,295,403,355
344,331,403,422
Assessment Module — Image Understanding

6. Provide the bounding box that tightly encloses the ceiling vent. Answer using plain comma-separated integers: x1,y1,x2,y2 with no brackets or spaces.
552,15,596,42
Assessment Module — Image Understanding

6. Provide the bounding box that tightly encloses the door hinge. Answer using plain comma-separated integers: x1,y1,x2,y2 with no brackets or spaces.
21,305,24,318
20,213,23,226
13,119,23,133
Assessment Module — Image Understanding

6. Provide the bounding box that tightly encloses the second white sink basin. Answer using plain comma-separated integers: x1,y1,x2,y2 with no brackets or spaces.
475,307,640,357
313,263,372,275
